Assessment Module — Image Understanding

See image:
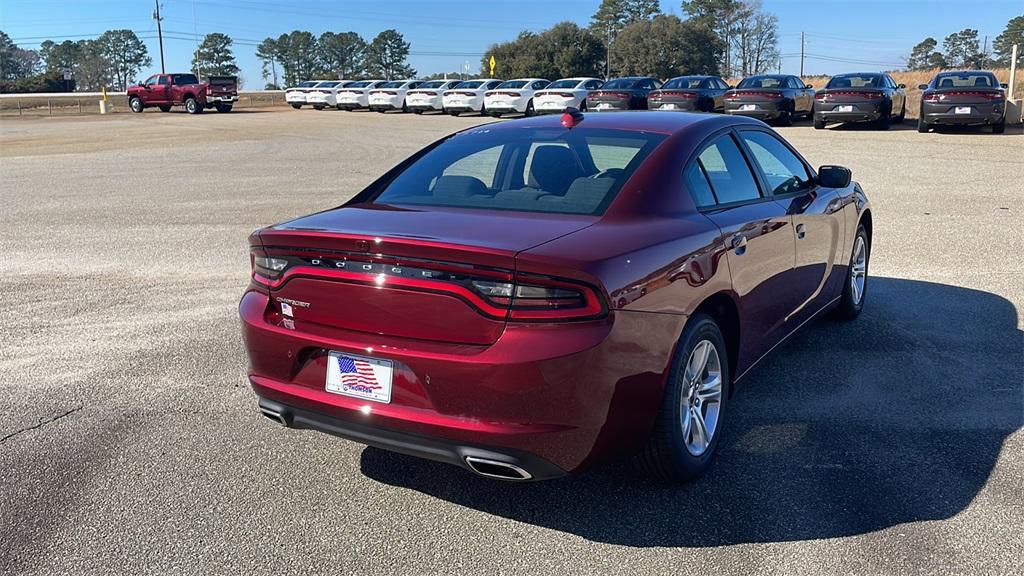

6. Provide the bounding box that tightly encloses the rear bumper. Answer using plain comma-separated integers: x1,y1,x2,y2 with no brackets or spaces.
407,102,442,111
922,109,1004,125
588,101,631,111
725,101,784,119
208,95,238,104
368,103,401,111
651,101,699,112
240,289,682,474
443,105,478,113
814,101,882,123
255,396,568,480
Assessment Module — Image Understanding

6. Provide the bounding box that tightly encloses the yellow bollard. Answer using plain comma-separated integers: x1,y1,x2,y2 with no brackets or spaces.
99,86,109,114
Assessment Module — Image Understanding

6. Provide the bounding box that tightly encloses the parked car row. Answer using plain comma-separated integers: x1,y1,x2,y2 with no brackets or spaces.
282,69,1010,133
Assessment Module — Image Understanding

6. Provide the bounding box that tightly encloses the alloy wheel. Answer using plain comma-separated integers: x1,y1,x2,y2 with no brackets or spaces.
850,236,867,305
680,339,723,456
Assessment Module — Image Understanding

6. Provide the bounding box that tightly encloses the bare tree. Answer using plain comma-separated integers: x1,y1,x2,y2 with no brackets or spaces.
733,3,779,76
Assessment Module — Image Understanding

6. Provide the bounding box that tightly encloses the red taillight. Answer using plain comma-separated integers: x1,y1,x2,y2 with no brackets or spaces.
729,91,778,99
614,92,630,99
824,91,878,99
552,92,574,98
922,93,941,102
422,91,437,96
320,90,331,94
660,91,696,99
814,92,826,100
506,275,605,321
250,247,288,290
946,91,1002,100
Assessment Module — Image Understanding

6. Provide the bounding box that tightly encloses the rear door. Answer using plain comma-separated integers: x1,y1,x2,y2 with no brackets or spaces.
688,131,796,364
737,128,845,327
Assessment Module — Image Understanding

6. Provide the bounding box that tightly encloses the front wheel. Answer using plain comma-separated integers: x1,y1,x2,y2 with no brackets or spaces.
184,97,202,114
636,313,730,483
832,224,869,321
129,97,144,113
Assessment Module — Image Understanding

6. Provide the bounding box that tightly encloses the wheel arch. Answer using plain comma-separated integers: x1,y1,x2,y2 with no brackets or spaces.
690,291,741,395
859,208,873,246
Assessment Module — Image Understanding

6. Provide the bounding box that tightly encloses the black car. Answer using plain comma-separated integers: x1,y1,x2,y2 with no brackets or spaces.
648,75,731,112
813,72,907,130
724,74,815,125
917,70,1008,134
586,77,661,111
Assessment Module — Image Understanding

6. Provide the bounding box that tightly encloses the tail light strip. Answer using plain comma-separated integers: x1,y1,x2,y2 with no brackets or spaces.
816,91,880,99
250,247,605,321
725,91,780,100
924,91,1003,101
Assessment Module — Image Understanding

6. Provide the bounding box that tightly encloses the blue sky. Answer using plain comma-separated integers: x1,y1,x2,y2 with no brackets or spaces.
1,0,1020,87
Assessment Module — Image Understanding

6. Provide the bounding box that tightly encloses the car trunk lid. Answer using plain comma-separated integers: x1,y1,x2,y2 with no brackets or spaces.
726,88,784,101
256,204,596,345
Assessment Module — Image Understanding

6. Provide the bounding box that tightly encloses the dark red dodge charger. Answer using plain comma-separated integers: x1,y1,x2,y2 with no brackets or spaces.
241,110,872,483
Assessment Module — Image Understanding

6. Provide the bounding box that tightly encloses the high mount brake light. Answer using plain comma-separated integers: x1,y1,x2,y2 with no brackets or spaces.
561,107,584,128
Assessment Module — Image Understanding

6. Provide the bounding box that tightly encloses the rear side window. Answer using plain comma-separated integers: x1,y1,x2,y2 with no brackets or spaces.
172,74,198,85
373,128,666,215
684,163,716,208
740,131,811,195
694,135,760,205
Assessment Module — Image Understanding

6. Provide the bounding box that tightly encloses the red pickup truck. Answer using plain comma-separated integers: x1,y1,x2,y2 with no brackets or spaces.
127,73,239,114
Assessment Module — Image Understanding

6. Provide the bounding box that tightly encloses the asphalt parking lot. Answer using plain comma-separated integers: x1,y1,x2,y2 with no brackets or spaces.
1,108,1021,575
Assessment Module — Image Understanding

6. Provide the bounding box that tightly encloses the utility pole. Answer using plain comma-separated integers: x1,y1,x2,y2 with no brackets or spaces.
800,31,805,77
605,24,611,80
982,35,989,68
154,0,166,74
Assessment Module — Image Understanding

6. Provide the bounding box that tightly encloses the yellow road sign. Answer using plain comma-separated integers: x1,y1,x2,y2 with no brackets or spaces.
489,55,496,76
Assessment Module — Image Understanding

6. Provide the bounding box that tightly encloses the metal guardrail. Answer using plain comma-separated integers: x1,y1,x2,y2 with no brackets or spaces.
0,91,288,116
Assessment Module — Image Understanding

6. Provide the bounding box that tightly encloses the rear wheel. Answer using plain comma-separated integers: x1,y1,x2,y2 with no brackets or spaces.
313,105,325,110
291,103,302,109
524,99,535,117
636,313,730,483
917,117,930,133
184,97,202,114
992,118,1006,134
449,110,460,116
412,109,423,115
158,105,172,113
129,97,144,113
401,99,408,113
832,224,869,321
813,115,826,129
776,108,793,126
895,101,906,123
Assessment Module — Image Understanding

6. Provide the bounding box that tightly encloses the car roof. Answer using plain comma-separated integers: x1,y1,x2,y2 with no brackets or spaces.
833,72,883,76
606,76,654,81
479,110,765,136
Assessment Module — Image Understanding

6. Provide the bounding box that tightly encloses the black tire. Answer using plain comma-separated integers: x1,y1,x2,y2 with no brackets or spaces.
401,100,408,113
875,103,891,130
158,105,172,113
449,110,460,116
215,104,232,113
776,109,793,126
524,99,535,117
479,105,487,116
184,97,202,114
895,101,906,123
813,116,826,130
832,223,870,321
917,117,930,133
129,97,144,113
290,103,302,109
636,313,731,483
412,109,423,115
992,118,1005,134
313,105,324,110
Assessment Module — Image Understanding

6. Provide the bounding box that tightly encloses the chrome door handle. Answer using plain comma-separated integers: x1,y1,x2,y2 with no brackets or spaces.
730,234,747,255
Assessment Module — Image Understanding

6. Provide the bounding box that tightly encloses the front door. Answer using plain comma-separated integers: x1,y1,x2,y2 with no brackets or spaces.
737,128,846,328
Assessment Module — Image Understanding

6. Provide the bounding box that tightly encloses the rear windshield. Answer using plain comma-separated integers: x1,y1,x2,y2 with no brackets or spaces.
497,80,529,89
372,128,666,215
318,81,341,88
738,76,783,88
380,81,406,88
347,81,373,88
547,79,581,89
172,74,199,85
418,80,447,88
297,81,318,88
208,76,235,85
454,80,485,89
663,77,704,89
603,78,641,89
934,73,997,88
827,75,881,88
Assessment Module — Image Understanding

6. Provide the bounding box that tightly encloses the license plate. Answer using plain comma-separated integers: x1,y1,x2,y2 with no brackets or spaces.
837,105,854,112
661,103,676,110
596,103,612,110
740,104,756,111
450,99,465,105
326,351,393,404
955,106,971,114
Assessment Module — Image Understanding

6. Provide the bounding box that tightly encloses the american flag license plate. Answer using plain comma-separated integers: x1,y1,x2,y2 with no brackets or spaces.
326,351,393,403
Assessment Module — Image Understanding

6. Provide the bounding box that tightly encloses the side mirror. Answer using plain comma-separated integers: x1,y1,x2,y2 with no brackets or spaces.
1001,83,1009,89
818,165,852,188
805,84,813,89
898,83,906,89
917,84,928,90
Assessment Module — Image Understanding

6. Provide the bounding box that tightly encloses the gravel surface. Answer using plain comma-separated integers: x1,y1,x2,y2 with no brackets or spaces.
1,109,1021,575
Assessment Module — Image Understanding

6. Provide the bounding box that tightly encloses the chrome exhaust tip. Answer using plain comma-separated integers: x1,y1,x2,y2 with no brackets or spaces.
464,456,533,481
259,406,288,426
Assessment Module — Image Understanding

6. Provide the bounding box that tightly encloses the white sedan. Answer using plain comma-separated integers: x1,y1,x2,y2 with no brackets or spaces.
367,80,424,113
305,80,356,110
335,79,388,111
285,80,331,109
483,78,551,117
442,79,503,116
406,80,462,114
533,77,605,114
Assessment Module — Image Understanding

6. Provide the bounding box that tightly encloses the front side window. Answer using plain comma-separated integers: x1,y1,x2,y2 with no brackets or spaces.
532,80,549,90
373,128,666,215
740,131,811,196
143,75,158,86
157,76,170,86
694,135,761,205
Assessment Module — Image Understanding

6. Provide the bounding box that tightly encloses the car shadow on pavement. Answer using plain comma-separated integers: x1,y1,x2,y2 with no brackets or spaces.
360,276,1022,547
